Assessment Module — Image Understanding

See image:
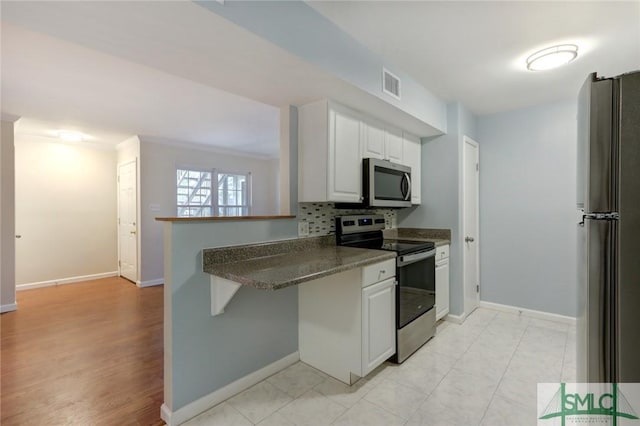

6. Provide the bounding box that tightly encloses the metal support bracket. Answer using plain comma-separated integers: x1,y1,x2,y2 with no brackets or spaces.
210,275,242,316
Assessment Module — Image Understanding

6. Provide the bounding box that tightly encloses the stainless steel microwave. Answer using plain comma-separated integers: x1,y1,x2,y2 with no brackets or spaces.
363,158,412,208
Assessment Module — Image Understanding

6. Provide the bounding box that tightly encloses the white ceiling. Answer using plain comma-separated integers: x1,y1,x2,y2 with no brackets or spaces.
1,20,281,157
2,1,639,156
309,1,640,115
1,1,441,155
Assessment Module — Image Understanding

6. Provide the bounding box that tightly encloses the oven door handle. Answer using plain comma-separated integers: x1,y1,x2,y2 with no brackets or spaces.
397,249,436,266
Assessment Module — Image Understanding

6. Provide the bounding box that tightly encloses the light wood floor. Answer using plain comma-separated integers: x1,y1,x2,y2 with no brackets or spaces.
1,277,164,425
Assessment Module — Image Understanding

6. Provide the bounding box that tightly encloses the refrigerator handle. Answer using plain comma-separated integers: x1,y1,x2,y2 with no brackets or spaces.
585,218,618,382
580,211,620,226
605,220,618,382
583,212,620,221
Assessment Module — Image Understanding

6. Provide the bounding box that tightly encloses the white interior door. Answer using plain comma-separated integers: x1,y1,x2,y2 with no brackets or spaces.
118,160,137,283
463,137,480,316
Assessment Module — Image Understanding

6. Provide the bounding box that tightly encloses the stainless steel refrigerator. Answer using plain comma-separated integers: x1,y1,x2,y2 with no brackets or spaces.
577,70,640,383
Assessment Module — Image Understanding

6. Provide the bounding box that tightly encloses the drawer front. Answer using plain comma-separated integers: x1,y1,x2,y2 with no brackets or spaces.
436,245,449,261
362,258,396,287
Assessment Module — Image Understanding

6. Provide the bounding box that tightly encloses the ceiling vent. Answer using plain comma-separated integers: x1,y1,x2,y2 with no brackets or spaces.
382,68,401,100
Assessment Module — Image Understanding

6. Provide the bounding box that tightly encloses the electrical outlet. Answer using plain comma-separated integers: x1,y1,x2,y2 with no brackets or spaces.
298,221,309,237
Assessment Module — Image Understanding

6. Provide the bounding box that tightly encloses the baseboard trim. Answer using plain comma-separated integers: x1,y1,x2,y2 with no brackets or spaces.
1,303,17,313
160,351,300,426
445,313,465,324
16,271,119,291
136,278,164,288
479,301,576,325
160,404,172,425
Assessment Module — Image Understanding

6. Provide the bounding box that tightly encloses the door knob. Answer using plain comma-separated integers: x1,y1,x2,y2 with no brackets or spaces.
465,236,474,243
15,235,21,239
130,231,136,235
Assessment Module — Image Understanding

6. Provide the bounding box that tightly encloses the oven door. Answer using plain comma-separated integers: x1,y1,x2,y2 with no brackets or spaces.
396,249,436,329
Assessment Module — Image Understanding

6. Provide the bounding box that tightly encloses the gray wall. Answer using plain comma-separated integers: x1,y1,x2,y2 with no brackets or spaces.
279,105,298,215
165,218,298,411
1,120,16,311
398,102,477,316
288,106,298,215
139,140,280,284
15,137,117,286
477,100,577,317
197,0,446,134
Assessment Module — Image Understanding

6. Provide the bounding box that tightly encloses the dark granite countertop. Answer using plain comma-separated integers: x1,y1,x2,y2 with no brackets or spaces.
203,236,396,290
383,228,451,247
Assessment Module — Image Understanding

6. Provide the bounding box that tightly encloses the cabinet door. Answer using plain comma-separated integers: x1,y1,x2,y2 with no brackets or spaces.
362,278,396,376
384,127,404,164
403,132,421,205
435,259,450,321
328,108,362,202
362,120,385,160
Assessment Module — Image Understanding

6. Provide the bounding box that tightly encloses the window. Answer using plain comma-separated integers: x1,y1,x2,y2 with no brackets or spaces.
177,169,212,217
177,168,251,217
216,172,250,216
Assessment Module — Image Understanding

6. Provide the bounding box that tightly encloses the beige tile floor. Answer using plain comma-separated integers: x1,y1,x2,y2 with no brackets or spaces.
184,308,576,426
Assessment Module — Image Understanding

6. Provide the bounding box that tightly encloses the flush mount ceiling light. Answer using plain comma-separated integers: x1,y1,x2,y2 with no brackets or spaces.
57,130,85,142
526,44,578,71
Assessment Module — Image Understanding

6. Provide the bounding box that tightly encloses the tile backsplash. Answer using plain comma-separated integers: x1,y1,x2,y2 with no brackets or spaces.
298,202,397,236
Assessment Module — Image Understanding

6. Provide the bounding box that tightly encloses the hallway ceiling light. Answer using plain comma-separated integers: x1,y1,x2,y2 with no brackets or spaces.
526,44,578,71
57,130,85,142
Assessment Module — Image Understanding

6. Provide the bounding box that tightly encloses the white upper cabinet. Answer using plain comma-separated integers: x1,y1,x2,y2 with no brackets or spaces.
329,107,362,202
361,118,386,160
361,119,403,164
403,132,421,205
299,99,421,205
298,100,362,203
384,127,404,164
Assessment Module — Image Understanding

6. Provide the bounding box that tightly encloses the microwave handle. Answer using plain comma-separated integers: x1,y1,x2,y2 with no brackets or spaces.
402,173,411,201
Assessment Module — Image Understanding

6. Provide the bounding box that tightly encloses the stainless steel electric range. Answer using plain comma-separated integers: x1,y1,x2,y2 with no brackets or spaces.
336,215,436,363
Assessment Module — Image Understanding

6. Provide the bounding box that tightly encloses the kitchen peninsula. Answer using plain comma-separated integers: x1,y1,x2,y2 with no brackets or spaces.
157,215,449,426
202,233,397,385
202,235,395,291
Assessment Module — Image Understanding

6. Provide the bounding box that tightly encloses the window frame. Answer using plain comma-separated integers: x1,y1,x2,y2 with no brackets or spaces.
176,166,213,218
176,166,252,218
213,170,252,217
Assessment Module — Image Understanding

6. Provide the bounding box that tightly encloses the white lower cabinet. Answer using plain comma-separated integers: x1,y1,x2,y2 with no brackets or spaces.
435,245,450,320
362,277,396,376
299,260,396,384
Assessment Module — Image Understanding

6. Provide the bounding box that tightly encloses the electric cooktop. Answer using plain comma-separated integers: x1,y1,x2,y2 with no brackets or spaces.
380,239,435,255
